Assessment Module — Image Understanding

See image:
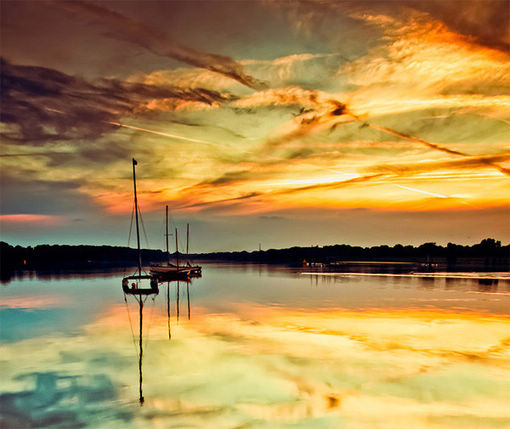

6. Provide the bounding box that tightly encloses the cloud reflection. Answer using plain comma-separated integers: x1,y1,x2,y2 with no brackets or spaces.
3,301,509,428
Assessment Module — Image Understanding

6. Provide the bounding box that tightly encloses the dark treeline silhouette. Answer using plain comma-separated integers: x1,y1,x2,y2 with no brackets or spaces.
195,238,509,268
0,242,167,272
1,239,509,277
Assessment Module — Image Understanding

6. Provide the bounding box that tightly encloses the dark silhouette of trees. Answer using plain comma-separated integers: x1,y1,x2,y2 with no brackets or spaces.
188,239,509,268
0,242,167,272
1,239,509,277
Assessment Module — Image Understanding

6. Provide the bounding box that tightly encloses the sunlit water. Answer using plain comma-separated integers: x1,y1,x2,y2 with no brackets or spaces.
1,263,509,428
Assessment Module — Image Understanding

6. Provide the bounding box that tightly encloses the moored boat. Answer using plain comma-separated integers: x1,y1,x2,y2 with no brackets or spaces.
121,158,159,294
150,206,201,280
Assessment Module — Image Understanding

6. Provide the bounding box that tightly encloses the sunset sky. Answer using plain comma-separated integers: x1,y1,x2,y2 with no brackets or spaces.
1,0,509,251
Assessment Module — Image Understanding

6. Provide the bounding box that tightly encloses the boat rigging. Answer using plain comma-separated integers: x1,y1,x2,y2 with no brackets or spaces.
122,158,158,294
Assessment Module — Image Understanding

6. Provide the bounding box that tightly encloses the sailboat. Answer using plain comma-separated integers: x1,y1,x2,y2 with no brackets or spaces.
122,158,159,294
150,206,202,279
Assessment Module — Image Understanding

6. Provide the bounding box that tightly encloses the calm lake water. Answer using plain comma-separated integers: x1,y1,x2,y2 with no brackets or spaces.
1,263,510,428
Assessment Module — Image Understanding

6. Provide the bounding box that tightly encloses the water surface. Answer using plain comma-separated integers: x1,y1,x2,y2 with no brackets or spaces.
1,263,509,428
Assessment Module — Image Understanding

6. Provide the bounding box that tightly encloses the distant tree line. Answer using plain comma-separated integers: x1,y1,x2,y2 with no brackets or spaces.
1,238,509,275
0,242,167,272
197,238,509,267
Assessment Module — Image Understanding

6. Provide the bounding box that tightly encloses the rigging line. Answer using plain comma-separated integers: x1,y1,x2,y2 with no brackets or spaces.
138,206,150,250
137,207,150,275
169,218,178,254
125,204,135,276
159,214,165,251
167,210,177,232
127,203,135,248
124,294,139,359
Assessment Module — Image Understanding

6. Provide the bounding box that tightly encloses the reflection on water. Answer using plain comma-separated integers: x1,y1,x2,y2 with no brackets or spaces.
1,263,510,428
122,279,193,405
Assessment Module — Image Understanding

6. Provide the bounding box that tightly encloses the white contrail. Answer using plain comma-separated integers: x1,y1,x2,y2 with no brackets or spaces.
44,105,214,145
395,184,449,198
108,121,214,145
44,107,65,114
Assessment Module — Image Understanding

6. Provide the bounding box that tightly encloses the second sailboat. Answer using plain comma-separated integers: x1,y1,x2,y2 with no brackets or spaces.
150,205,202,279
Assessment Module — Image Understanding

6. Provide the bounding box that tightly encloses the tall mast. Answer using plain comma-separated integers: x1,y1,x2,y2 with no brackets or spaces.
165,205,169,262
186,223,189,257
175,228,179,268
132,159,142,276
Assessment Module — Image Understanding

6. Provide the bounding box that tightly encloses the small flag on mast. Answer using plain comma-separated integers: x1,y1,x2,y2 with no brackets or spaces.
132,158,137,166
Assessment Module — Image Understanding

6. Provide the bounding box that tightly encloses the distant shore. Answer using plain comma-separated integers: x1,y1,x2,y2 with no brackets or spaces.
1,239,508,282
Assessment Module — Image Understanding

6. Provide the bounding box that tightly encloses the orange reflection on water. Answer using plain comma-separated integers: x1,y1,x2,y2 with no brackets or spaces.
96,303,510,364
89,302,510,427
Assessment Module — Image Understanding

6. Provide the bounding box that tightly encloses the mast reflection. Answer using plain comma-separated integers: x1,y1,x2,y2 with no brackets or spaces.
122,276,196,405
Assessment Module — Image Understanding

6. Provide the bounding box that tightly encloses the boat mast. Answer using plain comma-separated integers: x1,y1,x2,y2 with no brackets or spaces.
175,228,179,268
186,223,189,258
165,205,169,263
132,158,142,276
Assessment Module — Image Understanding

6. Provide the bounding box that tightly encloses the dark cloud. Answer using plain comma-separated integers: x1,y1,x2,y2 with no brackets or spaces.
367,123,510,176
256,89,510,177
0,151,73,158
50,0,267,90
259,215,286,220
366,153,510,175
272,0,510,52
182,173,385,212
266,0,383,62
0,58,236,144
77,138,153,166
274,173,385,196
0,138,153,170
184,192,262,209
329,101,348,116
285,148,319,160
397,0,510,52
0,168,95,215
200,171,254,187
260,94,357,151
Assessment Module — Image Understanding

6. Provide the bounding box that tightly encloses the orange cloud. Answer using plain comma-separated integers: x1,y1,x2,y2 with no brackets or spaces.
33,5,509,219
0,214,64,226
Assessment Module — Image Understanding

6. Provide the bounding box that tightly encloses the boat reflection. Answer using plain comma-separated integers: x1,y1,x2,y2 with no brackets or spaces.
122,277,195,405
